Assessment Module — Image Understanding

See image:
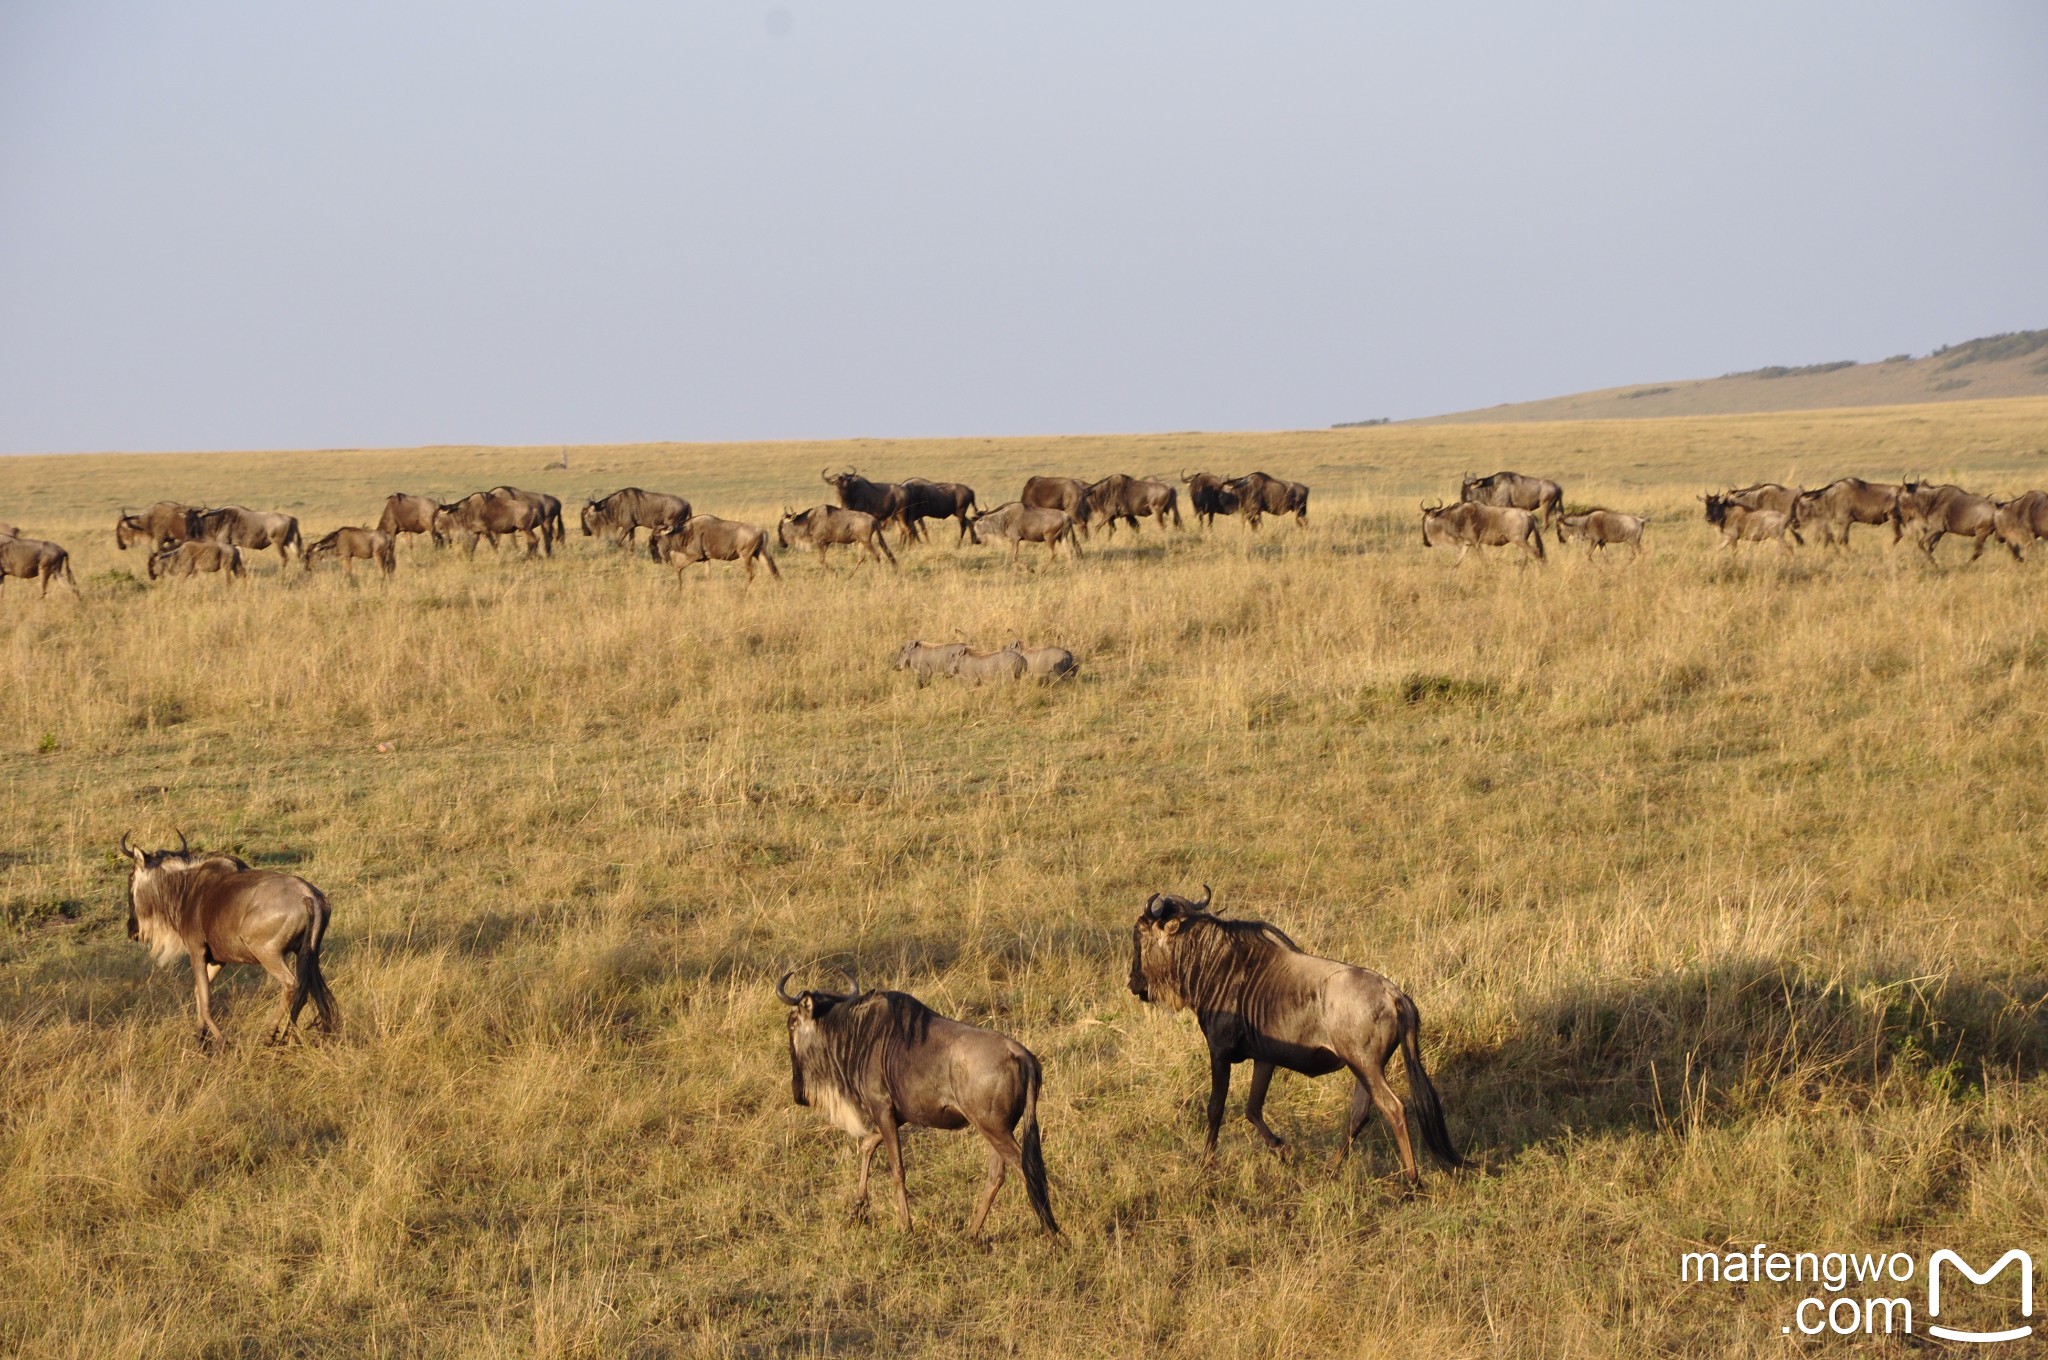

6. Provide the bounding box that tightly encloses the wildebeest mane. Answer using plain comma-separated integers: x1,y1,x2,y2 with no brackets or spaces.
1160,910,1303,1008
792,989,937,1107
129,850,251,961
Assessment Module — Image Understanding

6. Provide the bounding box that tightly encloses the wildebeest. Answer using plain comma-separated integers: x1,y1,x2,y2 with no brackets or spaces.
1085,474,1182,537
436,489,545,556
0,534,78,594
894,640,968,685
492,486,564,552
1128,888,1462,1181
1180,470,1240,529
898,479,980,545
581,487,691,547
1895,482,1999,562
194,506,303,565
1792,478,1901,548
822,469,910,538
1714,482,1803,516
651,515,781,582
1225,471,1310,529
1554,509,1646,558
1702,493,1801,551
1006,641,1078,683
1994,490,2048,560
304,527,396,577
1459,470,1560,527
1419,501,1546,562
121,832,337,1046
948,647,1028,684
116,501,200,552
378,493,448,548
1019,476,1093,538
968,502,1084,568
778,504,897,568
148,541,242,581
779,973,1057,1236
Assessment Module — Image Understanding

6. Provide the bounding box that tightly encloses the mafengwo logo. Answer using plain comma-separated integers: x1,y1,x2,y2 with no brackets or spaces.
1929,1250,2033,1344
1680,1245,2033,1340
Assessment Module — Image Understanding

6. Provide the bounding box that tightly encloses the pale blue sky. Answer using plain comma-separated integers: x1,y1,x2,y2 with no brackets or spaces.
2,2,2043,453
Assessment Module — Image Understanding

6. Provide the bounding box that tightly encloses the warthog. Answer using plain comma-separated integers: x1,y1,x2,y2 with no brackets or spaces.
582,487,691,547
121,832,337,1046
1702,493,1801,550
949,647,1028,684
1420,501,1546,562
1895,482,1999,562
194,506,303,564
1225,471,1310,529
304,527,397,576
1793,478,1901,548
490,486,564,553
1005,641,1078,683
1180,470,1239,528
116,501,200,551
778,504,897,568
651,515,781,582
822,468,910,538
779,973,1058,1235
149,541,243,581
0,535,78,594
1020,476,1093,538
899,479,980,545
1554,509,1646,557
1715,482,1803,516
1086,473,1182,537
1129,887,1462,1181
377,493,447,548
894,640,969,685
968,502,1084,568
436,489,545,556
1459,470,1560,527
1994,490,2048,560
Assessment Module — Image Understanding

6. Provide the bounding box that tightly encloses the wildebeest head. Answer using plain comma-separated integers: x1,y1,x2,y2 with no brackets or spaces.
1420,502,1448,547
1700,493,1730,527
580,500,601,536
777,969,862,1104
1128,884,1212,1005
119,829,193,941
778,506,812,549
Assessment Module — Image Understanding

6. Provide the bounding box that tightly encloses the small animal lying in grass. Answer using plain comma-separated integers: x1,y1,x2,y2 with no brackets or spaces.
894,640,1079,685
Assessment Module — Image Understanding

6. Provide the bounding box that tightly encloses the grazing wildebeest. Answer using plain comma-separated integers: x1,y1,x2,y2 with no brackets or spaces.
581,488,691,547
1225,471,1310,529
1792,478,1901,548
194,506,303,565
822,469,910,538
121,832,337,1046
1019,476,1093,539
1180,471,1239,529
777,504,897,568
490,486,563,554
148,541,242,581
436,490,545,556
651,515,780,583
1895,482,1999,562
0,535,78,594
1994,490,2048,560
1554,509,1646,558
1714,482,1803,516
1085,474,1182,537
1459,471,1560,528
898,479,980,545
378,493,448,548
1005,641,1078,683
1128,887,1462,1181
116,502,200,552
304,527,396,577
948,647,1028,684
1702,493,1801,551
894,640,969,685
779,972,1058,1236
968,502,1084,568
1420,501,1546,562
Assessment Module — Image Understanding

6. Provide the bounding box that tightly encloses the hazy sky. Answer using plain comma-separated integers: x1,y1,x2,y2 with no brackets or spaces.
2,2,2044,453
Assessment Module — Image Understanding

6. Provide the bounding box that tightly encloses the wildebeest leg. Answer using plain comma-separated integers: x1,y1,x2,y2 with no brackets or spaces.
189,947,223,1046
1202,1050,1232,1168
251,944,299,1042
1970,529,1992,562
880,1116,912,1230
522,528,540,557
1328,1080,1374,1172
850,1131,884,1220
1243,1060,1285,1152
966,1128,1020,1237
1359,1059,1420,1182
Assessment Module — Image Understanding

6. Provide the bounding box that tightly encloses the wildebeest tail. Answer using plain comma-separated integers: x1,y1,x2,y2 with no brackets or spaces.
285,520,303,554
297,888,339,1032
756,538,781,578
1017,1053,1058,1234
1397,992,1462,1169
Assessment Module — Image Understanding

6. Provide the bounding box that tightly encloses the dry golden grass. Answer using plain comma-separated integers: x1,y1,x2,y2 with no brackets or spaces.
4,399,2048,1356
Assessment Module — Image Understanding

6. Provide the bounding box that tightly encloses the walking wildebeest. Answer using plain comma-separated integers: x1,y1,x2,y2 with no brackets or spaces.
116,502,200,552
1225,471,1310,529
1005,641,1078,683
894,640,969,685
1994,490,2048,560
779,972,1058,1236
1895,482,1999,562
778,504,897,568
1420,501,1546,562
651,515,780,583
1714,482,1803,516
968,502,1084,568
1793,478,1901,548
1019,476,1093,539
1702,493,1801,551
1554,509,1646,558
822,469,911,538
121,832,337,1046
1180,471,1240,529
0,534,78,595
1459,471,1560,528
1128,887,1462,1181
194,506,303,565
378,493,448,549
436,489,546,556
492,486,564,553
899,479,980,546
304,527,396,577
582,488,692,547
948,647,1028,684
1085,474,1182,537
148,541,242,581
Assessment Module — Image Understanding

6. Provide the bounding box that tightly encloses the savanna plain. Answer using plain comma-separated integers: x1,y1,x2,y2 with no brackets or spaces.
5,400,2048,1358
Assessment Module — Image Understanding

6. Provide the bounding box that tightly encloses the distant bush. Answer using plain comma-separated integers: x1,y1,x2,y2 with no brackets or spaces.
1932,377,1973,392
1935,329,2048,370
1724,361,1858,380
1882,353,1912,364
1332,418,1390,428
1623,386,1674,399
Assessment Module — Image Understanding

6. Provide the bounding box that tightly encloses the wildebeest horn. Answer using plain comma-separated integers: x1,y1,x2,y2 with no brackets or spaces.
1194,883,1211,909
819,466,833,485
174,828,189,855
119,831,142,865
1145,892,1168,920
776,970,801,1005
